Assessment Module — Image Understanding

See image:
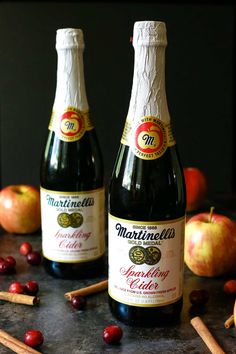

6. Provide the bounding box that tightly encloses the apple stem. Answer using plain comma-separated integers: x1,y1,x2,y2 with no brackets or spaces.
209,206,215,223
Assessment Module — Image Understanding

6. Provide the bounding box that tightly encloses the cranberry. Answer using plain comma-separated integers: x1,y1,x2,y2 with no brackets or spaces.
5,256,16,269
71,295,87,310
189,289,209,305
0,256,16,273
25,280,39,296
8,281,25,294
103,325,123,344
0,260,11,274
19,242,33,256
224,279,236,294
24,329,44,348
27,251,41,266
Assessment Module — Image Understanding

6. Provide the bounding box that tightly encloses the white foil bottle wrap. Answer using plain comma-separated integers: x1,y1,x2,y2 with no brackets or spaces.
53,28,89,113
127,21,170,125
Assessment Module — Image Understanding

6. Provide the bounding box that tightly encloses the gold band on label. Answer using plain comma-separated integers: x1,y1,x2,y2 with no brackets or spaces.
109,213,185,225
108,289,182,307
43,252,105,264
40,186,104,195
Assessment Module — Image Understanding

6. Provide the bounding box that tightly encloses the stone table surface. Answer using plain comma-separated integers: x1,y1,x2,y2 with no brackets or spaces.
0,227,236,354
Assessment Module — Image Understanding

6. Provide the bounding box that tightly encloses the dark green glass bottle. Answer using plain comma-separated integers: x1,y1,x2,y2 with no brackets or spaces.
108,21,186,326
40,28,105,279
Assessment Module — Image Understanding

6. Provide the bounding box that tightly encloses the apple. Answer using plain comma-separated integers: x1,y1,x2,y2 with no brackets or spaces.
184,207,236,277
0,185,41,234
184,167,207,212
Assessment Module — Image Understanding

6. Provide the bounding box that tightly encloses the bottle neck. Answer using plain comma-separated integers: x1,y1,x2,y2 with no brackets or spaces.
53,47,89,112
127,44,170,123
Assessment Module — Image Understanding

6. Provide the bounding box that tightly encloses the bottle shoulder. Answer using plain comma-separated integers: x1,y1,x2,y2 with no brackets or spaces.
40,129,104,191
110,143,183,179
109,144,186,220
43,128,101,147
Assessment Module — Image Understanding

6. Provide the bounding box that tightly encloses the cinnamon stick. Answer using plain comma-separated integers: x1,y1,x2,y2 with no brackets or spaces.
234,299,236,327
0,329,41,354
64,279,108,300
224,314,234,329
0,292,40,306
190,316,226,354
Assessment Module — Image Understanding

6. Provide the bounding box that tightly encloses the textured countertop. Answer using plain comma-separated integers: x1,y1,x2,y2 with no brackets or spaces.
0,227,235,354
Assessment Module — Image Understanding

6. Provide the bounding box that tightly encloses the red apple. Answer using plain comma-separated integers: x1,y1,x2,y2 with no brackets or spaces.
184,208,236,277
184,167,207,212
0,185,41,234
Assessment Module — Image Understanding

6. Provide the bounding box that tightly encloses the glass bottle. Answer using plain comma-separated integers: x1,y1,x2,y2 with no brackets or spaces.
40,28,105,279
108,21,186,326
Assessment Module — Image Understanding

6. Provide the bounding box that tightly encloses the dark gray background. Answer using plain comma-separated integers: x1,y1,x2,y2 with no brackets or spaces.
0,1,234,196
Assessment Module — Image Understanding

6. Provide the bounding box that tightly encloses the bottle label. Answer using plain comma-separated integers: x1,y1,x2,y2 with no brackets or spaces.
108,214,185,307
48,107,93,142
40,187,105,262
121,116,175,160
